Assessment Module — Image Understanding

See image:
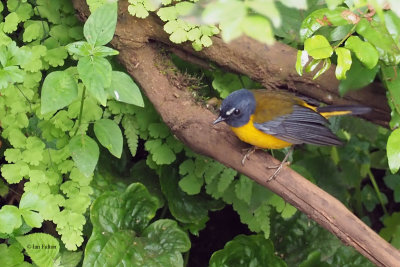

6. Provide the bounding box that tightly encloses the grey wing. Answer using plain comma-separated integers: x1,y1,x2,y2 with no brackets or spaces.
253,105,343,146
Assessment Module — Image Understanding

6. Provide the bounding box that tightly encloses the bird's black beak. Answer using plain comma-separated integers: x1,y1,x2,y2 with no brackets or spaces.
213,116,225,125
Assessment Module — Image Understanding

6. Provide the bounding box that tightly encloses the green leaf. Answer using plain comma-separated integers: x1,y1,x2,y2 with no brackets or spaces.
108,71,144,107
313,58,331,80
1,162,30,184
235,175,253,205
16,233,59,267
209,234,286,267
122,115,139,156
91,45,119,57
69,135,99,177
90,183,158,233
388,129,400,174
304,35,333,59
77,56,111,105
157,6,178,21
94,119,123,158
300,8,347,41
0,243,25,267
380,212,400,248
296,50,309,76
84,183,189,266
4,12,19,33
247,0,280,27
241,15,274,45
66,41,92,57
356,18,400,65
179,173,203,195
334,47,352,80
338,57,378,96
0,205,21,234
41,71,78,114
160,166,223,234
128,3,149,19
84,2,117,46
170,28,188,44
384,175,400,202
345,36,379,69
145,139,176,165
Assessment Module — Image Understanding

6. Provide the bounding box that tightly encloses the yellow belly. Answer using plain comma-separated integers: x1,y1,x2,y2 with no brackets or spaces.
230,117,291,149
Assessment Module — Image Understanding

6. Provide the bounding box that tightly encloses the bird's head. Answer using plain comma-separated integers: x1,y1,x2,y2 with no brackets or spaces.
213,89,256,127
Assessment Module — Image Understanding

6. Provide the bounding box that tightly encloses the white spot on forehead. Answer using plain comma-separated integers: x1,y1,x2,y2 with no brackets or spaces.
225,107,236,116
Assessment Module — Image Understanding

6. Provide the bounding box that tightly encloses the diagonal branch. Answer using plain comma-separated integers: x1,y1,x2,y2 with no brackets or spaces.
72,1,399,266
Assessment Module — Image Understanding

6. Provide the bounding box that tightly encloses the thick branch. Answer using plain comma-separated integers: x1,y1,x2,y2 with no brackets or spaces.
72,1,399,266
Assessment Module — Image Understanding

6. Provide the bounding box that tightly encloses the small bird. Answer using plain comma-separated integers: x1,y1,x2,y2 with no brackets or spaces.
213,89,371,180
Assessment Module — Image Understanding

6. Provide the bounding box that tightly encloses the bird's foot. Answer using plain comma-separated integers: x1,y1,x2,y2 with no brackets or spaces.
241,146,258,165
266,146,294,182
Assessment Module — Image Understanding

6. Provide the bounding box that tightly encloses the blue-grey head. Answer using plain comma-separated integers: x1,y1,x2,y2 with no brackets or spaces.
213,89,256,127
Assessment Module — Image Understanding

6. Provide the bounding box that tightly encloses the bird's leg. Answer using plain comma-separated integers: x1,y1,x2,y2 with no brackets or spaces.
241,146,259,165
267,146,294,182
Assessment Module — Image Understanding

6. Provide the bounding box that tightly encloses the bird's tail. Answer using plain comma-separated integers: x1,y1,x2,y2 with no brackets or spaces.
317,105,372,118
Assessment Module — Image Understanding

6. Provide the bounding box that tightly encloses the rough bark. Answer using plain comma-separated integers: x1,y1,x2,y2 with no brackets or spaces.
72,1,399,266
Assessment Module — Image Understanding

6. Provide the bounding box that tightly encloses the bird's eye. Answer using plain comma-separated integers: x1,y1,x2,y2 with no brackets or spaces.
234,109,240,115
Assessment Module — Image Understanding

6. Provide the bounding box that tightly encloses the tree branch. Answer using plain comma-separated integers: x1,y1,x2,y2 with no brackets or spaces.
72,1,399,266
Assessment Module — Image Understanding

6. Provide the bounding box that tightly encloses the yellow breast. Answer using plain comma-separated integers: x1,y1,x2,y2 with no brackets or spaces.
230,115,291,149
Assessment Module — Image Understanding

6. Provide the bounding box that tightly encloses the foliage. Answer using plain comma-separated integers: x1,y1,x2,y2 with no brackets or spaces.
0,0,399,266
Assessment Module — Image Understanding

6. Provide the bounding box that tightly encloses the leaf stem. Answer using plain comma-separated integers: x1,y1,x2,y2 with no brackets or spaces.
74,86,86,136
332,24,357,50
367,168,388,216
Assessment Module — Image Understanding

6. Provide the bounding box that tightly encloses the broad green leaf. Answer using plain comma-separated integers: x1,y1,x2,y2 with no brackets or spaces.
300,8,347,41
209,234,286,267
91,46,119,57
338,58,378,96
108,71,144,107
304,35,333,59
69,135,99,177
84,2,117,46
77,56,111,105
94,119,123,158
16,233,59,267
0,205,21,234
84,222,189,267
356,18,400,65
296,50,309,76
84,183,189,267
241,15,274,45
388,129,400,174
0,243,25,267
66,41,92,57
41,71,78,114
345,36,379,69
90,183,158,233
335,47,352,80
247,0,280,27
